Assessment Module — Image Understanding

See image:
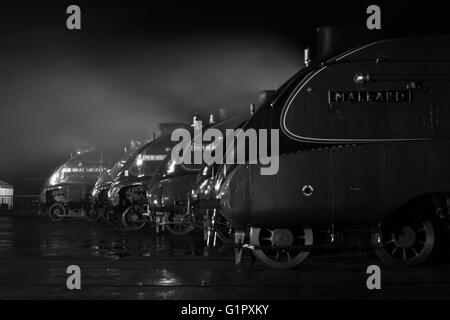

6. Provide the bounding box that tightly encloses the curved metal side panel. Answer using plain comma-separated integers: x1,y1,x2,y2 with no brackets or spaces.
281,36,437,143
159,174,199,212
431,36,450,140
248,150,333,227
330,141,450,224
219,165,252,227
332,144,385,224
220,140,450,228
334,37,431,62
383,140,450,215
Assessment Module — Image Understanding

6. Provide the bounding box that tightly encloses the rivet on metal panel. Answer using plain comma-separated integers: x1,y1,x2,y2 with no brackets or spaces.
302,185,314,197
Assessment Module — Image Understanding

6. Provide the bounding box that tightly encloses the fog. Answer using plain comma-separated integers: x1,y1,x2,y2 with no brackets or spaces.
0,23,302,182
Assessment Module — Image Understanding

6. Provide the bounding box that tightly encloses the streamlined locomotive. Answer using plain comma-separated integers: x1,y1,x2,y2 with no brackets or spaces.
146,114,249,237
191,163,233,245
91,150,135,223
215,28,450,268
105,133,183,230
40,148,121,221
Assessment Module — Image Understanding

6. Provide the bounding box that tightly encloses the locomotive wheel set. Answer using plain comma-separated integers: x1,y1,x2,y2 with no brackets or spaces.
39,27,450,269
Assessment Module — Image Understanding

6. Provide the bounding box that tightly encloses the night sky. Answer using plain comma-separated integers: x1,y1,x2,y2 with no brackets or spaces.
1,1,449,185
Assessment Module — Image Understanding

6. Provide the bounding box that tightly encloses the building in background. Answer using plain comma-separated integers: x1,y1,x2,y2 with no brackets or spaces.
0,180,14,209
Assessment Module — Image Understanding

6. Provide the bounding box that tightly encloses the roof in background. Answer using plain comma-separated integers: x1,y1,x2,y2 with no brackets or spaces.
0,180,13,188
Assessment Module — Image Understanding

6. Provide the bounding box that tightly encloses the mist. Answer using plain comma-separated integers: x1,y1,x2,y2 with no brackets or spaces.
0,26,302,182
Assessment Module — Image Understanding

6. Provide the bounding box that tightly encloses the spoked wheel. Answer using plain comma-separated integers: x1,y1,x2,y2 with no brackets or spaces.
374,211,435,267
48,203,67,222
121,205,147,230
164,211,194,236
250,226,313,269
84,203,102,222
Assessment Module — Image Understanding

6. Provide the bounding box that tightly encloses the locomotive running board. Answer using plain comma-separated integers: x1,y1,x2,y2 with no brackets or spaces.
54,215,84,218
238,242,339,252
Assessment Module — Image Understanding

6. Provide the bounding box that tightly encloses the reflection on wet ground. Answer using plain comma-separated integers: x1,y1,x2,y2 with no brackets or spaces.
1,215,450,299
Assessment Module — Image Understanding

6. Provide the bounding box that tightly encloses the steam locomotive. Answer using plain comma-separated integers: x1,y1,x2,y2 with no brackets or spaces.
146,114,249,237
104,128,187,230
189,99,273,246
206,27,450,268
40,147,121,221
91,149,136,224
39,26,450,270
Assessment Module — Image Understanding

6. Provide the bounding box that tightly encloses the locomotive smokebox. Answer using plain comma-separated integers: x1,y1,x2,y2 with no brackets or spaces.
315,26,389,61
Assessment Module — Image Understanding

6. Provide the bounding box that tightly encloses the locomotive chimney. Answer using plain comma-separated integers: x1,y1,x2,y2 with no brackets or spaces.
250,103,256,115
304,47,311,67
218,108,227,121
191,113,200,129
208,114,215,124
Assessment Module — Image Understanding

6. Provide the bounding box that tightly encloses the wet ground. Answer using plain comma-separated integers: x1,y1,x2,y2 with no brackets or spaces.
1,215,450,299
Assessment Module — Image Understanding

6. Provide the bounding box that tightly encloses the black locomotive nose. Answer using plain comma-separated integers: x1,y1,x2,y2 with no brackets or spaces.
218,165,251,227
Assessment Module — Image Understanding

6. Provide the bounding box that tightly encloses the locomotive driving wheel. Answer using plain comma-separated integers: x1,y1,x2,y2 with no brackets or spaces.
374,210,435,267
48,203,67,222
164,211,194,236
121,205,147,230
250,226,313,269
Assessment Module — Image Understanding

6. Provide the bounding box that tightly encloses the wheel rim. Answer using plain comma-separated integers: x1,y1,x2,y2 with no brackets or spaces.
49,204,65,221
377,213,435,266
250,226,313,269
165,212,194,236
122,206,147,230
